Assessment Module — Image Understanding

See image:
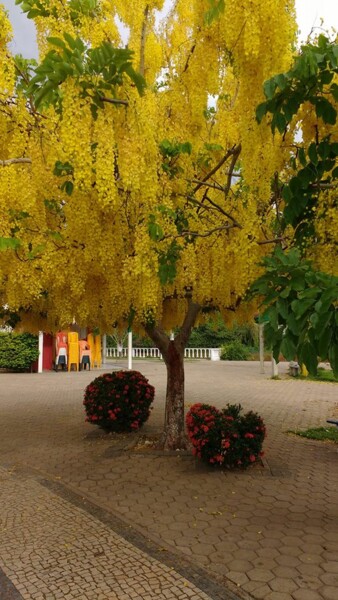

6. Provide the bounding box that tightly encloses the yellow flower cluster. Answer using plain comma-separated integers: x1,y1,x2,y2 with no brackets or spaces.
0,6,14,93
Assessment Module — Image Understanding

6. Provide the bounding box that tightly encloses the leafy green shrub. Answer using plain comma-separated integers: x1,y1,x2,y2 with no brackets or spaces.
186,403,266,468
188,317,257,349
0,332,39,371
83,370,154,432
220,340,250,360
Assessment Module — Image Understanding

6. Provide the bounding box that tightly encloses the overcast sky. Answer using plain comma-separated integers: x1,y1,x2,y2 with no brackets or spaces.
2,0,338,59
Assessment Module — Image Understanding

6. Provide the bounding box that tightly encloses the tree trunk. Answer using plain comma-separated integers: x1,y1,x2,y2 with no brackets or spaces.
145,298,200,450
162,340,186,449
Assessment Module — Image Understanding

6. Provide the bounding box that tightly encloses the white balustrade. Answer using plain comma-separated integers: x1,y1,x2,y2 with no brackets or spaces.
106,347,214,359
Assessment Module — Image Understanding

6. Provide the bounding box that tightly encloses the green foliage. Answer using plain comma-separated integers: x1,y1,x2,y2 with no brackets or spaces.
157,241,182,285
0,332,39,371
186,403,266,468
16,0,99,22
23,33,145,115
188,317,257,348
257,35,338,132
220,340,250,361
256,35,338,244
0,237,21,250
83,370,154,432
148,203,191,285
159,139,192,178
53,161,74,196
204,0,225,26
288,427,338,443
300,368,337,383
13,55,37,92
250,247,338,377
15,0,51,19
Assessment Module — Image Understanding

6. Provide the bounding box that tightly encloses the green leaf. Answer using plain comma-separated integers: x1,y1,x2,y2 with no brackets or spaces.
275,73,288,90
287,313,301,335
298,147,307,166
256,102,268,123
281,336,297,360
34,80,56,108
63,32,78,50
263,78,277,100
299,341,318,375
276,298,289,319
317,328,332,359
314,311,334,335
314,97,337,125
280,286,291,299
61,181,74,196
0,237,21,250
328,344,338,378
330,142,338,156
264,306,279,331
318,140,331,159
308,143,318,165
272,112,287,134
291,298,316,318
148,221,164,241
47,37,66,49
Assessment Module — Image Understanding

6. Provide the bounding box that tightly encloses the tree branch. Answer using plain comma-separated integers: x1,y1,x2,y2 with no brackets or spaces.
144,324,170,356
0,158,32,167
189,179,224,191
257,237,284,245
176,297,201,348
183,41,197,74
139,5,149,77
162,222,240,241
99,96,129,106
193,145,241,194
203,195,242,226
224,144,241,197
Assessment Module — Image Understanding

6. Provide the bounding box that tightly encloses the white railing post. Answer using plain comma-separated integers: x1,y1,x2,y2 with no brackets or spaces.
127,331,133,370
38,331,43,373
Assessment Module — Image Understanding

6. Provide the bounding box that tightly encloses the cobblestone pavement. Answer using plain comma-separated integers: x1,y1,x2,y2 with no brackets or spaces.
0,360,337,600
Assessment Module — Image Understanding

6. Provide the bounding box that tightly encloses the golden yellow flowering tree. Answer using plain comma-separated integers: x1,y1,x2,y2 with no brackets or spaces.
0,0,296,448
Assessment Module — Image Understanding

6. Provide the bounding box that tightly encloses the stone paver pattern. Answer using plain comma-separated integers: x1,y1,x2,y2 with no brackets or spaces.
0,466,220,600
0,360,337,600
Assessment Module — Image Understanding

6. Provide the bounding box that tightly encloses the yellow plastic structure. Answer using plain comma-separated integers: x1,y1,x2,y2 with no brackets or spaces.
92,334,102,368
68,331,79,371
87,333,94,355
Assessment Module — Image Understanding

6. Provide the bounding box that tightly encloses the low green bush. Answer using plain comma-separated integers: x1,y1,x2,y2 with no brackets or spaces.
83,370,155,432
220,340,250,361
0,332,39,371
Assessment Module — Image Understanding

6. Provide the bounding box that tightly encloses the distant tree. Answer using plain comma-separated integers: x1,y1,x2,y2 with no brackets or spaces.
252,35,338,376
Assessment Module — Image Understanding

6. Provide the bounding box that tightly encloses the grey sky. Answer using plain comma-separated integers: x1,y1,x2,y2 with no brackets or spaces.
2,0,338,59
2,0,38,59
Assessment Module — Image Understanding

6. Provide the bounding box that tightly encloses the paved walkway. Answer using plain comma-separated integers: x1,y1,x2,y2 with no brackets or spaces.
0,361,337,600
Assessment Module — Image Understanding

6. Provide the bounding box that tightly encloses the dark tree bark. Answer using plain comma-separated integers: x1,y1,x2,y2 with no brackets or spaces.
145,298,200,450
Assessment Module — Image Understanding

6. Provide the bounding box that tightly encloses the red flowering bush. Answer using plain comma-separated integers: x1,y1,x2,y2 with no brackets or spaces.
186,403,266,468
84,370,154,432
